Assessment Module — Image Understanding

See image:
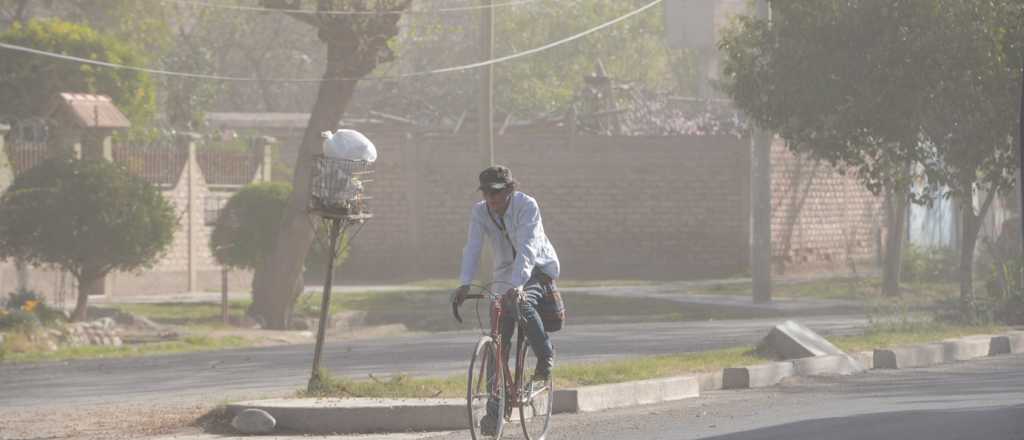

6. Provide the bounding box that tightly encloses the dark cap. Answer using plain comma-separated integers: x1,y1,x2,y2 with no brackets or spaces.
478,165,516,192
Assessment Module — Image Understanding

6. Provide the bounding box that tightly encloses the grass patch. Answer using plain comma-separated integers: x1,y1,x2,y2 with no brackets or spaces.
403,279,656,290
556,347,760,387
300,346,765,399
690,276,960,304
113,301,250,327
2,335,252,363
830,322,1007,353
304,371,466,399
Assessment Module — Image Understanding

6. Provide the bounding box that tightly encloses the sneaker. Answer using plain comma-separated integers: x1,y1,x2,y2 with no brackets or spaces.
479,414,498,436
531,369,550,383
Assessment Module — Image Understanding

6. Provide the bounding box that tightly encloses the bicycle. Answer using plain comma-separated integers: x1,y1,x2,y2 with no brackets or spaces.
453,284,555,440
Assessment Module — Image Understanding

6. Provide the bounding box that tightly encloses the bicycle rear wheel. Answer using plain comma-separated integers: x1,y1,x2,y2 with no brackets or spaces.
517,338,554,440
468,336,505,439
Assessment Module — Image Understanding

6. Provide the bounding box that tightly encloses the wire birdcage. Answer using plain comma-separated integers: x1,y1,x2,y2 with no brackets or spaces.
308,155,373,220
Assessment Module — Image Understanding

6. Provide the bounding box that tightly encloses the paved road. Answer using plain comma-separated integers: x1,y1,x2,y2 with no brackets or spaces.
0,316,865,407
423,353,1024,440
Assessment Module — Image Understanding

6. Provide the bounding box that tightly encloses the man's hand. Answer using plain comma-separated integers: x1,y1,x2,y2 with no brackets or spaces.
451,285,471,307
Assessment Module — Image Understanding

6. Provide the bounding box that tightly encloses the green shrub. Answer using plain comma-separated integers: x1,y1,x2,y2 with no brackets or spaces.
982,256,1024,325
2,290,65,326
0,309,41,332
902,244,958,283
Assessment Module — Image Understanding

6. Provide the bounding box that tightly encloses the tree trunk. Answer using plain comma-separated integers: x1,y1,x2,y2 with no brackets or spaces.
882,184,909,297
71,269,105,322
958,184,998,323
248,42,361,329
959,206,979,323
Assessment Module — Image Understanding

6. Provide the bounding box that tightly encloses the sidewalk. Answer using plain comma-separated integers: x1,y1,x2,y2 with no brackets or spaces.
88,285,431,305
560,272,872,313
91,272,870,314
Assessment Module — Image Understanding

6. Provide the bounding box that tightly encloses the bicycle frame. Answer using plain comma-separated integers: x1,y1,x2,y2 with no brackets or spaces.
488,293,529,421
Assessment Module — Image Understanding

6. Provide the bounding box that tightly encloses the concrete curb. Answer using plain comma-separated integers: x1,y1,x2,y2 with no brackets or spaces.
553,375,699,413
697,370,724,392
874,343,945,369
791,354,866,376
941,336,993,362
226,398,466,434
223,333,1022,434
989,332,1024,355
722,361,795,389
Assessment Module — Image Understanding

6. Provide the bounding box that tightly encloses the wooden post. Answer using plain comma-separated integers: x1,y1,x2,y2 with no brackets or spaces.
309,218,343,392
221,268,229,325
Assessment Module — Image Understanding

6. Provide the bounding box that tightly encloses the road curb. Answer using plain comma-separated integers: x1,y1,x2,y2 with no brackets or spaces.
874,343,945,369
722,361,795,389
226,398,466,434
553,375,699,413
791,353,866,376
941,336,993,362
222,333,1021,434
989,332,1024,355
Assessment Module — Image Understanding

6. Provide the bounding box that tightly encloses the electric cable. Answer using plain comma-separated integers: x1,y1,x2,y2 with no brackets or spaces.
161,0,542,15
0,0,662,82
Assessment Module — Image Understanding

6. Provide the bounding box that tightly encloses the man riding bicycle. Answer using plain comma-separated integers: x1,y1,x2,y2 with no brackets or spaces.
452,165,560,435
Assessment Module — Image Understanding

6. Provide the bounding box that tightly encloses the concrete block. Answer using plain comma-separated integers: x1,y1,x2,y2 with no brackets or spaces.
792,354,866,376
696,371,723,392
755,320,844,360
722,362,795,389
873,344,944,369
942,336,992,362
553,375,699,414
851,351,874,370
989,332,1024,355
227,398,465,434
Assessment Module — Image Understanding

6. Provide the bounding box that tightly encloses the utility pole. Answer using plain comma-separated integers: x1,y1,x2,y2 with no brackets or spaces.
1017,62,1023,279
750,0,773,304
479,0,494,167
478,0,495,282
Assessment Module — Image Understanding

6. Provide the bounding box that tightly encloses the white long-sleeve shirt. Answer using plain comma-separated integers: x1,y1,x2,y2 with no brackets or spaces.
459,191,560,291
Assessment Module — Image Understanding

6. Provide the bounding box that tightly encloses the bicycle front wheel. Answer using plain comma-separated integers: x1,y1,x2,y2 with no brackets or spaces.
468,336,504,439
517,338,554,440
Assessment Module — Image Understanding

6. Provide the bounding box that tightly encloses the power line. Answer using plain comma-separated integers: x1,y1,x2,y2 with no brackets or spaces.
0,0,662,83
161,0,542,15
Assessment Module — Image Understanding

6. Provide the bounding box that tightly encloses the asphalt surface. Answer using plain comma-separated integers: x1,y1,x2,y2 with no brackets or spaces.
421,352,1024,440
0,316,866,407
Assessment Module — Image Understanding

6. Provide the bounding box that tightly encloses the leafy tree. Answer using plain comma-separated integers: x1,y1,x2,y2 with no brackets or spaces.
0,19,156,125
0,157,177,321
365,0,681,120
211,182,293,271
917,0,1023,321
719,0,1023,313
719,1,940,296
247,0,410,329
211,181,348,326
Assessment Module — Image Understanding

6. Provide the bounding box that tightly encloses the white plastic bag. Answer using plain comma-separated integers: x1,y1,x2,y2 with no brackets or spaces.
321,129,378,162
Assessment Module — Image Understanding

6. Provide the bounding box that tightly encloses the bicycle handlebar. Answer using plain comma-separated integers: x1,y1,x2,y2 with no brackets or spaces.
451,293,485,323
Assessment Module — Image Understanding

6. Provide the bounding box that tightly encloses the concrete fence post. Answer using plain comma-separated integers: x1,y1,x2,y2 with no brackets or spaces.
177,132,201,292
255,136,276,182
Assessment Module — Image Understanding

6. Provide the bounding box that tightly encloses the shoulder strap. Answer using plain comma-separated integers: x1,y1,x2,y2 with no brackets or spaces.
486,200,517,260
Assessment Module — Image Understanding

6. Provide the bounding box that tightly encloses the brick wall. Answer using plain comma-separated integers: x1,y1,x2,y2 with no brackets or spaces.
330,131,753,281
327,130,883,282
769,139,883,275
1,125,884,301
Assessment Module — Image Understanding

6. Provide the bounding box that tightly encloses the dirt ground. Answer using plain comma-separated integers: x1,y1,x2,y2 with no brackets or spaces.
0,401,218,440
